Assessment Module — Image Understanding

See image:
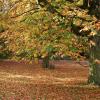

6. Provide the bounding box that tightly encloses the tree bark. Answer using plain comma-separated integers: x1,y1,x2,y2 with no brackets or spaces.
88,35,100,85
42,56,50,68
2,0,10,13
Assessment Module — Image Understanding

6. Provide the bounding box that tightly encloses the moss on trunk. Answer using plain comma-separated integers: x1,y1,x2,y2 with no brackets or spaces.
88,35,100,85
88,61,100,85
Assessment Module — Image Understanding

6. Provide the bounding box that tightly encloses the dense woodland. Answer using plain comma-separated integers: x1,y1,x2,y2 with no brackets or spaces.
0,0,100,85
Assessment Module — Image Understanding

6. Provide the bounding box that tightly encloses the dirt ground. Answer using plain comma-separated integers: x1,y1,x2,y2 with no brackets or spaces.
0,60,100,100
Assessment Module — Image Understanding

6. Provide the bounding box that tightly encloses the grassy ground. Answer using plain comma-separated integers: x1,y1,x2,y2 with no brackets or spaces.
0,60,100,100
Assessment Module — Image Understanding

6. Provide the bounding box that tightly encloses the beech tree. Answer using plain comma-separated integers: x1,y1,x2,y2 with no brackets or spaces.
0,0,100,85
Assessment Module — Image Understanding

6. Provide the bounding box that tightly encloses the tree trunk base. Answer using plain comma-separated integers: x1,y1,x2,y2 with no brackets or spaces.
88,62,100,85
42,57,54,69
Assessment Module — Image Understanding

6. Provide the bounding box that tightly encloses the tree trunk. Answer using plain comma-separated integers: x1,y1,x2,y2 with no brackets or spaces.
88,61,100,85
42,56,50,68
88,35,100,85
2,0,10,13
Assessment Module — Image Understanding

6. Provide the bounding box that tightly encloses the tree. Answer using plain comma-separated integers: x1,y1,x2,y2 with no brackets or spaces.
0,0,99,84
75,0,100,85
88,33,100,85
86,0,100,85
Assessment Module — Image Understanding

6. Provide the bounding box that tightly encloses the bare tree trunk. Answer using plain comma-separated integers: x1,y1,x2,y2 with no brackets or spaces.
35,0,41,8
2,0,10,13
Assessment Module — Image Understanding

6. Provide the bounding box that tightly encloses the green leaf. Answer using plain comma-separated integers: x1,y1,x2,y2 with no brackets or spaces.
75,0,83,6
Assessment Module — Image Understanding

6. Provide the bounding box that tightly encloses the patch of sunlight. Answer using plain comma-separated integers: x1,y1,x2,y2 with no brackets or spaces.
0,72,87,84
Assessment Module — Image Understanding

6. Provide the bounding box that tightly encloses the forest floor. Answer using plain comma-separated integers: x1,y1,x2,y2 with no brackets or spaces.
0,60,100,100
